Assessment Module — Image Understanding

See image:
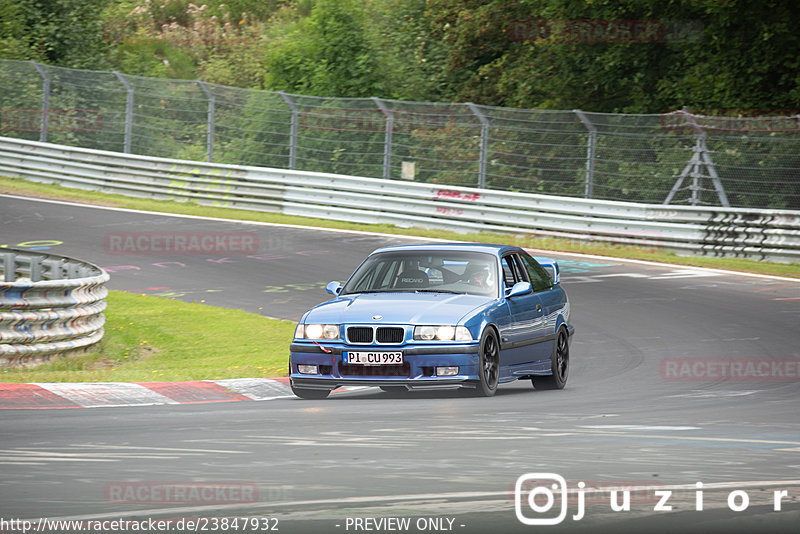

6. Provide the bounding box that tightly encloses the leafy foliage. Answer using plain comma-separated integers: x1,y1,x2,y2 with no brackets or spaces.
421,0,800,113
0,0,112,68
1,0,797,112
263,0,386,97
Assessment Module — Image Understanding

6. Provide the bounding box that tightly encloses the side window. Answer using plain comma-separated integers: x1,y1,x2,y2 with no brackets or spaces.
501,255,523,288
520,253,553,292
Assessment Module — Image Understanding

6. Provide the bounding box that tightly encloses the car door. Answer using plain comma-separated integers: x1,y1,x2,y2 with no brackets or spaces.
518,252,562,360
498,253,546,367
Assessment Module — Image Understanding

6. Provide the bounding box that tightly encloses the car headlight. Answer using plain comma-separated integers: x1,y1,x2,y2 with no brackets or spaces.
296,324,339,340
414,325,472,341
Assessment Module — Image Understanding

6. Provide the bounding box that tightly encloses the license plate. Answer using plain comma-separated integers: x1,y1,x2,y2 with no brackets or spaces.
345,351,404,365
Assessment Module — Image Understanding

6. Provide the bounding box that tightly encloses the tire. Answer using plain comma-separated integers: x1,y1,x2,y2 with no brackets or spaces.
533,326,569,390
291,385,331,399
473,328,500,397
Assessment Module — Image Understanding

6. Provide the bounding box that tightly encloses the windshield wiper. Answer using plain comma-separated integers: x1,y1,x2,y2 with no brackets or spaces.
344,289,463,295
344,289,414,295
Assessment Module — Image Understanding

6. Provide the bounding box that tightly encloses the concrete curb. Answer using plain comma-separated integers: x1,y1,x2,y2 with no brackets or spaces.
0,378,295,409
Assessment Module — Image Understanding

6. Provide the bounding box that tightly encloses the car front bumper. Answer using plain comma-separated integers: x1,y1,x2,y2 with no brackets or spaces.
289,342,481,391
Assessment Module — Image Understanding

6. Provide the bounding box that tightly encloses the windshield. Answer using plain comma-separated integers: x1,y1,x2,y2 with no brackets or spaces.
341,251,498,297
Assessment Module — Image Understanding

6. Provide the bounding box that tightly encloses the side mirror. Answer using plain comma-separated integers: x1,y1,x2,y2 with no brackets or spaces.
326,281,343,296
505,281,532,298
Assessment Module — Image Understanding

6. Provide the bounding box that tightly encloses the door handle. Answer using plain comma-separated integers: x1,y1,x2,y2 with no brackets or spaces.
536,304,542,312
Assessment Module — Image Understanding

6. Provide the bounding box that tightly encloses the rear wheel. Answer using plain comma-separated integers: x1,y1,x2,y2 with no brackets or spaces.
291,385,331,399
533,327,569,390
474,328,500,397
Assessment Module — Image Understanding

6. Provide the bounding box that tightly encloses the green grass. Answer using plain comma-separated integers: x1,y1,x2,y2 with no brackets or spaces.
2,175,798,278
0,291,295,383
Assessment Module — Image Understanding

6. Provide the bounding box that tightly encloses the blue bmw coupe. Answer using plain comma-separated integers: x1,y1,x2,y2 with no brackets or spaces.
289,243,574,398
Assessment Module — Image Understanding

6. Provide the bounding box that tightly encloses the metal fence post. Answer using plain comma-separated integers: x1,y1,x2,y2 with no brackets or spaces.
466,103,489,189
279,92,298,170
197,80,215,162
2,253,14,283
31,62,50,143
372,97,394,179
113,71,133,154
574,109,596,199
29,256,43,283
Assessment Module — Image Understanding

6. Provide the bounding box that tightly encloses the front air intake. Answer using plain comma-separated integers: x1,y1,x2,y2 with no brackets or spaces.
347,327,374,344
376,327,404,344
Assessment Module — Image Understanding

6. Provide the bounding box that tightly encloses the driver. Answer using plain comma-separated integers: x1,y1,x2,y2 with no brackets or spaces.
462,262,491,287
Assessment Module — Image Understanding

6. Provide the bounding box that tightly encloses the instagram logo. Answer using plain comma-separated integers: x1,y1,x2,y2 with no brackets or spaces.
515,473,571,525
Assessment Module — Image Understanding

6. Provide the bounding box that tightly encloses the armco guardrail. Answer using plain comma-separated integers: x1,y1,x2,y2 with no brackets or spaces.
1,136,799,263
0,247,108,364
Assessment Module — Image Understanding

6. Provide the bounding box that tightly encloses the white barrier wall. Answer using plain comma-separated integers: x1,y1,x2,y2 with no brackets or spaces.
1,137,798,263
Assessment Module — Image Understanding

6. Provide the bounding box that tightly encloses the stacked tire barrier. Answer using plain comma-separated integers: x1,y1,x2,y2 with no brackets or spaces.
0,136,799,263
0,248,108,365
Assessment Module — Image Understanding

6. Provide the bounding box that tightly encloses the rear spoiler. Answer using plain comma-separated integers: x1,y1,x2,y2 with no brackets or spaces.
534,257,560,285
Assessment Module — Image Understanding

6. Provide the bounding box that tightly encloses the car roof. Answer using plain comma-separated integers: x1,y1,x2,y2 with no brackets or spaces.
370,243,521,257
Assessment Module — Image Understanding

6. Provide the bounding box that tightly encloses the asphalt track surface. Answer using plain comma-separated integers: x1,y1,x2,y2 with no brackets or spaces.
2,193,800,533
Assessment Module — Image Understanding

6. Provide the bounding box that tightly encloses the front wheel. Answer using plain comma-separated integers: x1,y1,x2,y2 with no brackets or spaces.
291,385,331,399
533,327,569,390
473,328,500,397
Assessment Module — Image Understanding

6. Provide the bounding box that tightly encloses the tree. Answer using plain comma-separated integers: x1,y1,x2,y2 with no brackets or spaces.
419,0,800,113
0,0,112,69
263,0,386,98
